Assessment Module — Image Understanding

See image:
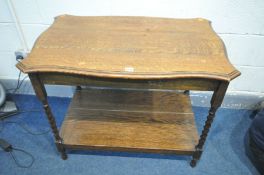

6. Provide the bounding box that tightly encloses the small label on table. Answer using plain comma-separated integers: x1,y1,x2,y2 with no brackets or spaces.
124,67,134,72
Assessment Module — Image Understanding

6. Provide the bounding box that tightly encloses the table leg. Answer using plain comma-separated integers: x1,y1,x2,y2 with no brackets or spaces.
190,81,229,167
29,74,67,160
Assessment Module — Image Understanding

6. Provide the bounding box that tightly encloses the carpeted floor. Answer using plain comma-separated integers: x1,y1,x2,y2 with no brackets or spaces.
0,94,260,175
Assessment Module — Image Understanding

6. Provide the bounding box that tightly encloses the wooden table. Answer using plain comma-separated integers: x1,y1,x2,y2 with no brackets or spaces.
16,15,240,167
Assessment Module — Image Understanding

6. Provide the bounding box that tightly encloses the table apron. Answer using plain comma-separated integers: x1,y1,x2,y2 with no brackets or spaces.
36,73,221,91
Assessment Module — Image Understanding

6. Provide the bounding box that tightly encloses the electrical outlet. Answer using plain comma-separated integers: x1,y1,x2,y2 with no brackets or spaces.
14,50,28,60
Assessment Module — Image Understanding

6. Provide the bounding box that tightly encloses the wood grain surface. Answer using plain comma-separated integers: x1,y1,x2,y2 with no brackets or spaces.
17,15,240,81
60,88,199,154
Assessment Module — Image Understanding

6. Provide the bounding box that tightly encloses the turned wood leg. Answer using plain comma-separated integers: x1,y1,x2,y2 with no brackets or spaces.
190,82,229,167
29,73,67,160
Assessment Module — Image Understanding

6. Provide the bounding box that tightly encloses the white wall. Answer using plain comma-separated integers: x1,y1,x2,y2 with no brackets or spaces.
1,0,264,94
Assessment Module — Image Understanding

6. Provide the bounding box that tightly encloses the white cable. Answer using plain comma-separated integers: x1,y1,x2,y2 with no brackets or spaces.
6,0,29,52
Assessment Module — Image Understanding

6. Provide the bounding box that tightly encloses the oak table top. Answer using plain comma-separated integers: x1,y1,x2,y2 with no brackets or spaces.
17,15,240,81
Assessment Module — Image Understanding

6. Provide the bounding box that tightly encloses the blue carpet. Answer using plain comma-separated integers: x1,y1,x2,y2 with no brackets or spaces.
0,94,260,175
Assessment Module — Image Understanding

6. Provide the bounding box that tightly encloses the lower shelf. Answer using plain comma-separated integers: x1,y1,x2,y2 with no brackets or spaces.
60,88,199,155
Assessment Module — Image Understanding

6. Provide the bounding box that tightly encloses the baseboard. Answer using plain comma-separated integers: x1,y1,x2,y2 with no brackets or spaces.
0,78,75,97
1,78,263,109
191,91,264,109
